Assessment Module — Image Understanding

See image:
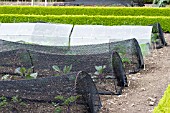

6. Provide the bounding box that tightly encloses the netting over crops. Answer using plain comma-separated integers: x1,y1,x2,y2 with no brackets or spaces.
150,23,167,49
0,37,143,75
0,23,73,46
0,40,129,93
0,23,149,97
0,71,101,113
70,25,152,46
109,38,144,74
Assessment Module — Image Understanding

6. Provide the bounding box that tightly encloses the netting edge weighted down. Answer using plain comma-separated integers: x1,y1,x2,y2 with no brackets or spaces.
0,71,102,113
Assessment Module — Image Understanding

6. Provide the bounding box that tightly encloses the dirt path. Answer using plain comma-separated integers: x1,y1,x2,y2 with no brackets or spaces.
99,33,170,113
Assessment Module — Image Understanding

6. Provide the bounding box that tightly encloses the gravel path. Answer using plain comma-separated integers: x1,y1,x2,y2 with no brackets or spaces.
99,33,170,113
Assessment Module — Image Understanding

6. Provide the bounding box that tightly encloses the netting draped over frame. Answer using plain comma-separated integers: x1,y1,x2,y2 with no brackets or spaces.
0,38,143,74
0,71,101,113
149,23,167,48
109,38,144,74
0,49,32,75
0,23,73,46
0,41,128,94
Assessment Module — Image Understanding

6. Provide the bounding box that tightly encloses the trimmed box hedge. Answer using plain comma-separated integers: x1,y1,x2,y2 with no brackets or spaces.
0,14,170,32
1,6,170,16
154,85,170,113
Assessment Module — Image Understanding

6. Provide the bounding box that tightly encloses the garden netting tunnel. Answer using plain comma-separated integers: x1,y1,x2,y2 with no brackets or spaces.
149,22,167,49
0,23,147,94
0,22,152,112
0,38,137,95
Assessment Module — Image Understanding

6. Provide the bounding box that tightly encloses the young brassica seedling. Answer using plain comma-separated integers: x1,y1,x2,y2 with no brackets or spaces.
94,65,107,81
52,65,72,76
14,66,38,79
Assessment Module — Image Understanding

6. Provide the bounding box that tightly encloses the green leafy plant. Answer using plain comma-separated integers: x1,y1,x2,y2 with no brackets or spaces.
14,66,38,79
52,95,79,113
52,65,72,76
94,65,106,80
0,96,8,108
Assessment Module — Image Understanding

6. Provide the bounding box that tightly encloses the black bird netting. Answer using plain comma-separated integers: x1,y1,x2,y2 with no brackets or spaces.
109,38,144,74
150,23,167,49
0,38,145,94
0,71,101,113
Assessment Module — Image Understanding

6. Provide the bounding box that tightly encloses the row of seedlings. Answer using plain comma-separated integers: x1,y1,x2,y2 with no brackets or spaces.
0,49,101,113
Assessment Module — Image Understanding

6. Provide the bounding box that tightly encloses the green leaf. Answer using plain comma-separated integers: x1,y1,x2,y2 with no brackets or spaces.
27,68,33,75
14,67,21,74
64,96,79,106
63,64,72,74
55,96,64,101
52,65,61,72
95,65,106,75
20,67,26,76
12,95,21,103
25,75,34,79
105,75,114,79
94,71,99,75
1,74,10,80
30,72,38,79
54,106,62,113
95,66,102,71
122,57,131,64
103,65,106,69
54,74,61,76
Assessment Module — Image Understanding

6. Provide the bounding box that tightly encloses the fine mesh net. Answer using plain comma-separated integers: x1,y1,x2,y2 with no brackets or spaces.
0,49,33,75
150,23,167,49
109,38,144,74
0,71,101,113
70,25,152,46
0,39,128,94
0,23,73,46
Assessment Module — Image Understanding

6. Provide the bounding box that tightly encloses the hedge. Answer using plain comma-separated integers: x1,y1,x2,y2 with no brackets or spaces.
153,85,170,113
1,6,170,16
0,14,170,32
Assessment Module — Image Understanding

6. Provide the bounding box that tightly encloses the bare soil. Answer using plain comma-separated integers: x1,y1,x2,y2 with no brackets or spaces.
99,33,170,113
